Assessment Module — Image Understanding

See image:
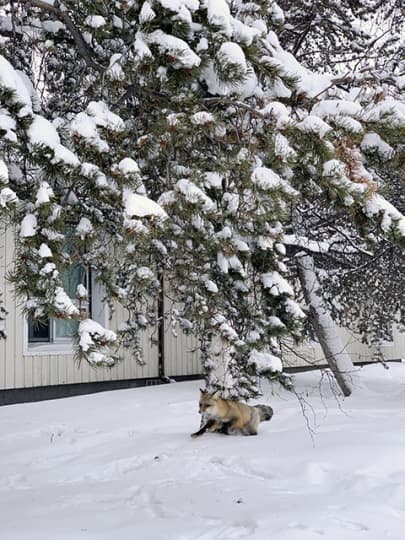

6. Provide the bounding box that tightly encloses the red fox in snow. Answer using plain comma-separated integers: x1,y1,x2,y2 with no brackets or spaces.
191,389,273,437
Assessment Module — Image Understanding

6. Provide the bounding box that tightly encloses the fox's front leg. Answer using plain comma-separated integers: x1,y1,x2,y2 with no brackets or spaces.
191,418,217,438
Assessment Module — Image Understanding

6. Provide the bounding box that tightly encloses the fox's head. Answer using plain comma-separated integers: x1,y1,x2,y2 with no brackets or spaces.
198,389,220,414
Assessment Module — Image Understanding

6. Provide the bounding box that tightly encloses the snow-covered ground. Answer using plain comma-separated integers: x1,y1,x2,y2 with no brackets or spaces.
1,364,405,540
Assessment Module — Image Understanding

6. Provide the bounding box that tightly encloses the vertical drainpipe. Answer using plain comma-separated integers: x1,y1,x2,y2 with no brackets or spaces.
158,272,165,379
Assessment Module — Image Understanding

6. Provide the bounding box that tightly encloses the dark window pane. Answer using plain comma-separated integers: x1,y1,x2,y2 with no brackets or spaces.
28,319,50,342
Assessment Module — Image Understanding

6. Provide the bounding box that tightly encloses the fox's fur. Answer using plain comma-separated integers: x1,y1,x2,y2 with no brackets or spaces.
191,390,274,438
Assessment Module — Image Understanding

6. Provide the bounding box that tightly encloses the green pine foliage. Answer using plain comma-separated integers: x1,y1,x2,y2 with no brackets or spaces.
0,0,404,395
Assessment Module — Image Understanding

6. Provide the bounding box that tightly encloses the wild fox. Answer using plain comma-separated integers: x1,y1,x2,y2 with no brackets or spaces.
191,389,273,438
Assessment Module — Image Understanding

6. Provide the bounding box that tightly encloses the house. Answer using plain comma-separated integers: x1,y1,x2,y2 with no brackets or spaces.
0,226,201,404
1,225,403,404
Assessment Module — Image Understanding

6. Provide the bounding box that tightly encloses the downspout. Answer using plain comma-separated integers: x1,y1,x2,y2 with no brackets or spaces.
158,272,165,379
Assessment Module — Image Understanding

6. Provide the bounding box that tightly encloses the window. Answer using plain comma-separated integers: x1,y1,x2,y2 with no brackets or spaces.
28,265,91,346
26,269,107,353
26,230,107,353
27,264,91,350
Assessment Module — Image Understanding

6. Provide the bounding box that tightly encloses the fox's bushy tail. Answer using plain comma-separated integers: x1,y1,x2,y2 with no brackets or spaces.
254,404,274,422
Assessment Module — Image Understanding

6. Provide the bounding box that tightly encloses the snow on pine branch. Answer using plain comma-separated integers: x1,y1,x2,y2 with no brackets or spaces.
147,30,201,69
248,349,282,375
0,55,33,119
70,102,124,153
364,194,405,239
123,189,168,219
262,271,294,297
0,159,17,210
251,167,298,197
28,116,79,166
77,319,117,366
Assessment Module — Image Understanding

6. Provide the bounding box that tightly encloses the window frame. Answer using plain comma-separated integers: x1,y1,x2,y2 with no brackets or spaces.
24,270,107,355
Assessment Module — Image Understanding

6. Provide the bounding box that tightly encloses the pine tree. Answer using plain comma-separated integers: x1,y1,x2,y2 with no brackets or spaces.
276,0,405,390
278,0,404,75
1,0,404,397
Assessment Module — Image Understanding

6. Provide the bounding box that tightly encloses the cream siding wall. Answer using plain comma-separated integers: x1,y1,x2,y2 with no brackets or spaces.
380,327,405,361
163,324,385,375
0,226,159,390
164,328,202,377
281,327,381,369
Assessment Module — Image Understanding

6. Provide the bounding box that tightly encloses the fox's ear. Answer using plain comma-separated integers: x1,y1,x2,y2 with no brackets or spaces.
200,388,207,394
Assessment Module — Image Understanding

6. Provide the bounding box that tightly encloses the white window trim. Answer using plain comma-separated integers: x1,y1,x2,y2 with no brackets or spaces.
23,318,75,355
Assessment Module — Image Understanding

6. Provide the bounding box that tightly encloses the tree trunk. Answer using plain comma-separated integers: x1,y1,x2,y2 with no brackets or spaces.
297,254,357,397
207,335,234,397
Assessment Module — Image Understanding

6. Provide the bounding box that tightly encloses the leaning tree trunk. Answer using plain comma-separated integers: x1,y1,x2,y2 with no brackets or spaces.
297,254,357,397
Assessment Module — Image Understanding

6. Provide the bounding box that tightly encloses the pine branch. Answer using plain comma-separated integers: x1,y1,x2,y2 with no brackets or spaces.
19,0,104,72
